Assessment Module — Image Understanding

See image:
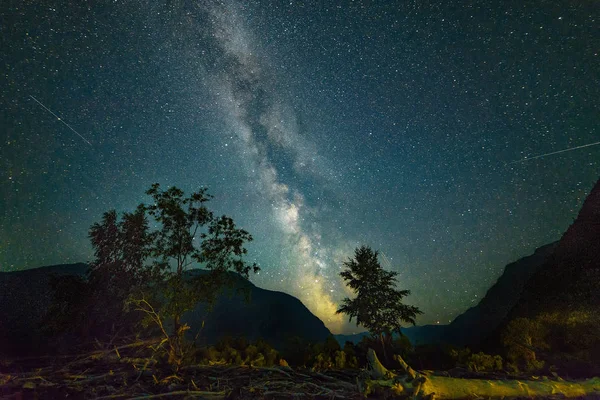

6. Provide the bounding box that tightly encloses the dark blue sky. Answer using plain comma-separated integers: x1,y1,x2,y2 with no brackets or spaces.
1,1,598,333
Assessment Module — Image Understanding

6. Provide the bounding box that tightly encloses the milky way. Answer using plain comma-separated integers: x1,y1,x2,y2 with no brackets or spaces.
200,1,348,330
1,0,598,333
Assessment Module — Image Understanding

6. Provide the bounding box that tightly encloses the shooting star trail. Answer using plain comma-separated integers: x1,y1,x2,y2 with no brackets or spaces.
379,251,393,270
29,95,92,146
508,141,600,164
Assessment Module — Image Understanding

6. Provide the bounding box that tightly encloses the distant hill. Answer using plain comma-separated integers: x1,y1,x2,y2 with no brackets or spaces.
0,264,330,356
0,263,88,355
182,270,331,350
334,324,447,347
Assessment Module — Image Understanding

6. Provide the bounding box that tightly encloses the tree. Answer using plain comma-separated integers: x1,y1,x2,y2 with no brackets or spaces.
141,184,258,333
45,183,259,367
125,183,259,368
44,206,154,342
501,317,547,373
88,206,154,331
336,245,421,362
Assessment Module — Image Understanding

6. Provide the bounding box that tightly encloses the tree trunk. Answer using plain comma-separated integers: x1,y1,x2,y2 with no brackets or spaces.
380,333,389,365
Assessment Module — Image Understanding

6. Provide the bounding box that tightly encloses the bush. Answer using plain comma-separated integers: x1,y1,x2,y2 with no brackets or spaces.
198,338,280,367
279,335,361,369
466,352,503,372
334,350,346,369
342,342,359,368
502,317,548,373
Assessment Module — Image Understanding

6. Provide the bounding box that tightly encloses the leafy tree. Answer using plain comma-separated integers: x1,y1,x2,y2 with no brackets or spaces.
465,352,504,373
337,245,421,362
125,184,259,368
43,206,153,342
501,317,547,373
46,183,259,366
343,341,359,368
140,184,258,328
87,206,154,333
197,337,281,367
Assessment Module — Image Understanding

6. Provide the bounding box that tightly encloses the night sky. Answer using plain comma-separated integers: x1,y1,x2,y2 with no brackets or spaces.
1,1,599,333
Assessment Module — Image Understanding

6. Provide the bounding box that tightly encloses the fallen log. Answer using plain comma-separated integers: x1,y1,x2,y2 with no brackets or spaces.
363,348,600,399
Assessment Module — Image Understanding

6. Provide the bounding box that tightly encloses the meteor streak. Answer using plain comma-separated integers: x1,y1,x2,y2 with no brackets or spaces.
508,141,600,164
29,95,92,146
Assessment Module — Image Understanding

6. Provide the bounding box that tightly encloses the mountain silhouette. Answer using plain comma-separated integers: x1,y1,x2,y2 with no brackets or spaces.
0,264,330,356
485,177,600,376
0,263,88,355
507,177,600,318
181,270,331,350
444,241,558,346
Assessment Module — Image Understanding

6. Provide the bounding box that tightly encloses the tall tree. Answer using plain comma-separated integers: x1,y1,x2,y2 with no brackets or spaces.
88,206,153,300
337,245,421,361
80,205,154,337
142,184,259,335
47,184,259,362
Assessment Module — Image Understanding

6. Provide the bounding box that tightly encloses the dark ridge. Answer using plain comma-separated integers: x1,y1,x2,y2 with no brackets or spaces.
0,264,330,356
181,269,331,350
507,177,600,318
0,263,89,355
445,241,558,347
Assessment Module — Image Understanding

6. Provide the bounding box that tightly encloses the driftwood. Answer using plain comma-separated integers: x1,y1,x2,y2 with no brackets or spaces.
0,342,363,399
363,348,600,399
3,341,600,399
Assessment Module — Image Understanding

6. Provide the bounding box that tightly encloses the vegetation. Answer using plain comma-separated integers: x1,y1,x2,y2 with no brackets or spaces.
126,184,259,369
11,184,597,398
196,337,282,367
44,184,259,369
336,245,421,362
281,335,358,370
501,310,600,377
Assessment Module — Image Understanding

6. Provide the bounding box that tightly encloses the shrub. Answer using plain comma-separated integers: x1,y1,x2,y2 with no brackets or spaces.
466,352,504,372
198,338,280,367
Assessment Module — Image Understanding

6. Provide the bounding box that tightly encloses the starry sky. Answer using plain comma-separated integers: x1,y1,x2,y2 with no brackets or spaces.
1,1,599,334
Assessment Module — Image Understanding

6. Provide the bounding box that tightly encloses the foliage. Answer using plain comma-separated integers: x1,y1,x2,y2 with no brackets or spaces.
196,337,282,367
465,352,504,372
343,342,359,368
501,310,600,377
127,184,259,368
309,336,360,370
407,344,456,371
43,206,153,341
280,336,358,369
88,206,155,333
44,184,259,368
141,184,258,326
336,246,421,360
502,317,548,373
306,336,340,370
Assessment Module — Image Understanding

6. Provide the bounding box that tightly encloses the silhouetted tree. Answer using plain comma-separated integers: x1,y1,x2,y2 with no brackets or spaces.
87,206,154,333
46,184,259,364
141,184,258,333
337,245,421,362
127,184,259,368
